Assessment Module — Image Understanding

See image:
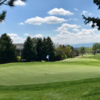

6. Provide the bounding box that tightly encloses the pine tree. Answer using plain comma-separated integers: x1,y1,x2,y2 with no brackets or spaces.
42,37,48,60
36,38,43,61
22,36,37,62
46,37,55,61
0,33,17,64
83,0,100,30
0,0,26,22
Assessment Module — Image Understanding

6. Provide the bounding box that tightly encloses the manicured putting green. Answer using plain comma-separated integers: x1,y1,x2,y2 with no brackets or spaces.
0,55,100,85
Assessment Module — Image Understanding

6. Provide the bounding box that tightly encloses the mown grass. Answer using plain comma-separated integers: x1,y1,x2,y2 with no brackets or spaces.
0,55,100,85
0,53,100,99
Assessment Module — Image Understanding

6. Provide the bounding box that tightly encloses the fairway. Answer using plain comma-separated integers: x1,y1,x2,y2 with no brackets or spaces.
0,54,100,85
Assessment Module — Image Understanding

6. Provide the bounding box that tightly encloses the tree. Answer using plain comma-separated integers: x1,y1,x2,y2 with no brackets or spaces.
22,37,37,62
92,43,100,54
36,38,43,61
55,49,64,61
42,37,48,61
46,37,55,61
32,37,38,47
79,47,86,57
56,45,66,60
0,0,26,22
65,45,73,58
0,33,17,64
82,0,100,30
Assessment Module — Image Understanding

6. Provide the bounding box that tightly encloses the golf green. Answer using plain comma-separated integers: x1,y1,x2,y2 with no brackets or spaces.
0,54,100,86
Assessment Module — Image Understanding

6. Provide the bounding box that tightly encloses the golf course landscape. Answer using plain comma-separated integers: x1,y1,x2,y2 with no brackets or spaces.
0,53,100,100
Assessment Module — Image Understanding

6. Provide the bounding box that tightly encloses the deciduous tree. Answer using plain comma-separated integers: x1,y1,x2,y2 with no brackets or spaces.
79,47,86,57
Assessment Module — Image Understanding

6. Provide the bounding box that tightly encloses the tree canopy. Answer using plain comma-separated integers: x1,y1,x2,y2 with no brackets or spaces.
79,47,86,57
22,36,37,62
82,0,100,30
0,0,26,22
0,33,17,64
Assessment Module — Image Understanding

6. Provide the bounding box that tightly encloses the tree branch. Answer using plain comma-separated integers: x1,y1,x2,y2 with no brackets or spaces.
0,0,7,5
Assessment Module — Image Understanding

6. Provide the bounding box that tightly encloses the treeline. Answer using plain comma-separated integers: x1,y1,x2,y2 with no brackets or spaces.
77,43,100,57
22,36,55,61
85,43,100,54
0,33,79,64
22,36,79,61
55,45,79,60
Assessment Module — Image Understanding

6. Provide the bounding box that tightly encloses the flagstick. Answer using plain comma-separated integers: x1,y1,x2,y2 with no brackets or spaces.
48,58,50,74
46,55,50,74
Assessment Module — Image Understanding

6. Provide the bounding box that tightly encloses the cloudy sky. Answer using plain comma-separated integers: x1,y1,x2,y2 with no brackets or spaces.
0,0,100,45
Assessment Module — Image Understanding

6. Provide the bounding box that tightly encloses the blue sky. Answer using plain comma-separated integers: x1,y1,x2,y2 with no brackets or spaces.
0,0,100,45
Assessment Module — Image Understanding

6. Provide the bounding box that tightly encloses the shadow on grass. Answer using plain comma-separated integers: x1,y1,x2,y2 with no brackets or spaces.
83,87,100,97
0,77,100,92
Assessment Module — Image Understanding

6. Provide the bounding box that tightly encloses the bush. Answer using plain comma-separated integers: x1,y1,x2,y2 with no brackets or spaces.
17,56,22,62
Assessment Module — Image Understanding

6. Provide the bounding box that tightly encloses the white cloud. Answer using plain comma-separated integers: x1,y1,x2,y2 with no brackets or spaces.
69,18,78,21
56,23,81,31
48,8,74,15
82,10,92,16
73,29,80,32
25,16,67,25
8,33,25,43
82,11,88,15
52,23,100,44
19,22,24,25
14,0,26,6
24,33,29,36
7,33,43,43
34,34,43,38
44,16,67,24
74,8,78,11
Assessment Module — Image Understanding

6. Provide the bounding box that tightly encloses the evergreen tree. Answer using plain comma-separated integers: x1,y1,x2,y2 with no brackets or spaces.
32,37,38,47
0,33,17,64
42,37,48,60
0,0,26,22
46,37,55,61
36,38,43,61
22,36,37,62
82,0,100,30
0,0,26,59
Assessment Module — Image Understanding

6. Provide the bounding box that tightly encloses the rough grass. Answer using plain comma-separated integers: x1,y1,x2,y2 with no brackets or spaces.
0,53,100,99
0,78,100,100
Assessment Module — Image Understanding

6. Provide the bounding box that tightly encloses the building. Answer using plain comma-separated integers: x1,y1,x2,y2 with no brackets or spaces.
14,44,24,56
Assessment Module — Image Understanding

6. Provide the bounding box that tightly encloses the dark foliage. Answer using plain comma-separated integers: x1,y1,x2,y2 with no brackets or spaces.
0,0,26,22
0,33,17,64
82,0,100,30
46,37,55,61
79,46,86,57
36,38,43,61
42,37,48,61
22,37,37,62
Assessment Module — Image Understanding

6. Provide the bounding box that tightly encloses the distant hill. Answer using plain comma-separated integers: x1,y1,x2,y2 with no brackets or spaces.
55,43,98,48
70,43,94,48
